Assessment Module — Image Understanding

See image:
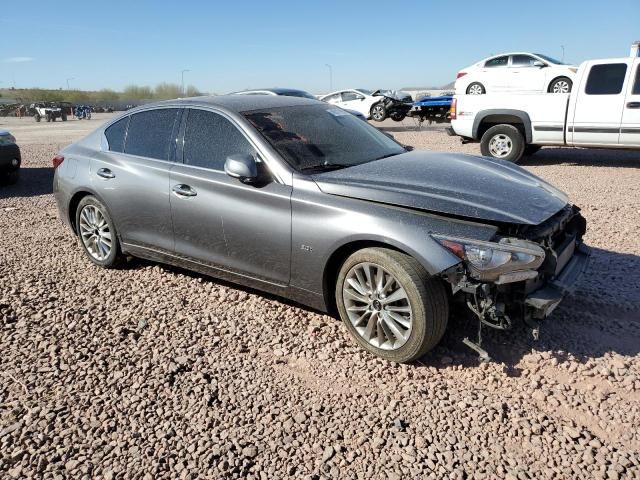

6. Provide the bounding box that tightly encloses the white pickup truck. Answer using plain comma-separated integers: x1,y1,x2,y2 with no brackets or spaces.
448,56,640,162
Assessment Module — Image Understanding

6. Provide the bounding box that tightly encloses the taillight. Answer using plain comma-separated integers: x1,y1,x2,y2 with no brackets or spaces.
449,98,457,120
52,155,65,169
456,71,467,79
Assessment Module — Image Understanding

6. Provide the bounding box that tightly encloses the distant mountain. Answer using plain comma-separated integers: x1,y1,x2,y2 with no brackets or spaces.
401,80,455,91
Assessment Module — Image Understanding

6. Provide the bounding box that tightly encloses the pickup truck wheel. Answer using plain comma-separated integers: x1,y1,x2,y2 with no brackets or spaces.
549,77,572,93
336,247,449,363
370,103,387,122
466,82,486,95
480,125,525,163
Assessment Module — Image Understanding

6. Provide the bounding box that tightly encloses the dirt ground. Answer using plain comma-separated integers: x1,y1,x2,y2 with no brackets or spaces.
1,113,639,479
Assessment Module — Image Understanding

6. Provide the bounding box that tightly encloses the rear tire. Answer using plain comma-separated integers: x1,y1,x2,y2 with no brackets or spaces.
75,196,124,268
480,124,525,163
390,111,406,122
335,247,449,363
466,82,486,95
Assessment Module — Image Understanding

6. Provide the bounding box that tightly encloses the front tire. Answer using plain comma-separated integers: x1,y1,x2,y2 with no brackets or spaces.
390,111,406,122
466,82,486,95
549,77,572,93
75,196,123,268
336,247,449,363
480,124,525,163
370,103,387,122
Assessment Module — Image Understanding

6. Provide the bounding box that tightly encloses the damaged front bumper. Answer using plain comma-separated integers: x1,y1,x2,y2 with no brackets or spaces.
525,243,590,320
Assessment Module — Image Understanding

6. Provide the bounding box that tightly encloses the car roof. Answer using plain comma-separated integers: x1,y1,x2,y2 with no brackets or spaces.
133,94,322,113
0,128,11,136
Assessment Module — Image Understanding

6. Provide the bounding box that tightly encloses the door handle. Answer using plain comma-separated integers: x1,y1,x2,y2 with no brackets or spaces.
172,184,197,197
96,168,115,179
626,102,640,109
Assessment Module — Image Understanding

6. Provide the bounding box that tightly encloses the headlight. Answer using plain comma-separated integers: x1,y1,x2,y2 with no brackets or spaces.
434,235,545,283
0,134,16,146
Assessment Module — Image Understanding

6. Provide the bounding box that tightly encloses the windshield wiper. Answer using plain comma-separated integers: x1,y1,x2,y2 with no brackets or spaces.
300,163,349,173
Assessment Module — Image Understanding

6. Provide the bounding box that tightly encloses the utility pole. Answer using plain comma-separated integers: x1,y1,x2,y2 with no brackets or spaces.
561,45,565,63
325,64,333,92
181,69,191,96
66,77,74,90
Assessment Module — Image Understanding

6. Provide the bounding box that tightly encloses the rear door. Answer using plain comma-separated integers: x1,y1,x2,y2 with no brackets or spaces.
170,108,292,284
92,108,180,252
571,60,631,146
620,59,640,146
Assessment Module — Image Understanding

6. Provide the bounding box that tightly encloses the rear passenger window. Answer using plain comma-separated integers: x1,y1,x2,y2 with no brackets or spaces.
585,64,627,95
485,56,508,68
105,116,129,152
183,109,255,171
125,108,180,160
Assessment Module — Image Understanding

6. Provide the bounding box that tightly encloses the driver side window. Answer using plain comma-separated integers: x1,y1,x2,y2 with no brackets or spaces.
341,91,362,102
183,109,255,171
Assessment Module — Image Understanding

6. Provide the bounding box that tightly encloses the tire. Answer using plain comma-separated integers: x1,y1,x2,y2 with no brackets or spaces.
524,145,541,156
45,114,51,122
370,103,387,122
549,77,572,94
34,114,41,123
75,196,123,268
466,82,486,95
480,124,525,163
390,111,406,122
51,116,56,122
87,113,92,120
62,113,67,121
335,247,449,363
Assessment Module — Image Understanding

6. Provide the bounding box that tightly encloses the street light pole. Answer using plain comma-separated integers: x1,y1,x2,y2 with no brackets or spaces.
181,69,191,96
66,77,74,90
324,64,333,92
561,45,565,63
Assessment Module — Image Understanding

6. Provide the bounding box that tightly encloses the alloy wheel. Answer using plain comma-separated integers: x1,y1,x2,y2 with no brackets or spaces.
552,80,570,93
342,262,413,350
488,134,513,158
468,84,484,95
372,105,385,121
79,205,112,261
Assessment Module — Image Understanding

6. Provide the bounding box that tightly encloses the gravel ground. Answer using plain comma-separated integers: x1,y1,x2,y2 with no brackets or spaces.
1,115,639,479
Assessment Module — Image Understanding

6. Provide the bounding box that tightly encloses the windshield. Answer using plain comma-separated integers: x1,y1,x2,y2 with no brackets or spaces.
355,89,373,95
242,104,405,172
534,53,565,65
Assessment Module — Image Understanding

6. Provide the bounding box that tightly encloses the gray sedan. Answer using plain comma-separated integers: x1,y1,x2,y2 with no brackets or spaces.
53,95,589,362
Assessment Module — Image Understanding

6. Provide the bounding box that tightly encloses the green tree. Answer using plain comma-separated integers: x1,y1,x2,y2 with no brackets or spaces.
153,82,183,100
122,85,153,100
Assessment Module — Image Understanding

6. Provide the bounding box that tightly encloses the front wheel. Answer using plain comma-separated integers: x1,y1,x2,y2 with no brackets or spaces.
370,103,387,122
480,124,525,163
390,111,406,122
75,196,123,268
549,77,572,93
336,247,449,363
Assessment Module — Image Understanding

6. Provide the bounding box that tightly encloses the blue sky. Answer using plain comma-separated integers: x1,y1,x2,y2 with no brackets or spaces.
1,0,638,94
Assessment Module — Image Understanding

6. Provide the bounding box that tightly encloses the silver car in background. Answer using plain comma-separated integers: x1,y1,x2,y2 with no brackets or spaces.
53,95,589,362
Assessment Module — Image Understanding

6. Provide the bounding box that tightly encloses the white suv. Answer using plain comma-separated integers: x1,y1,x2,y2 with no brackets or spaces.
455,52,577,95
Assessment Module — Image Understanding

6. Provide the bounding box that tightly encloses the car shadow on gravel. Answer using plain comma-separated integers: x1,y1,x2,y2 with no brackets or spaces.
520,147,640,168
0,167,53,199
421,246,640,370
379,124,448,133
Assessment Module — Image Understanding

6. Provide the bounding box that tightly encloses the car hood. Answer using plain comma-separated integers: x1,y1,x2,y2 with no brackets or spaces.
311,151,569,225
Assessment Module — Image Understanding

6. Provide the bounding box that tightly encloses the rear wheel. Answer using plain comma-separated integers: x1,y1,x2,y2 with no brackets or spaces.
480,124,525,163
370,103,387,122
75,196,123,268
336,247,449,363
390,111,406,122
466,82,486,95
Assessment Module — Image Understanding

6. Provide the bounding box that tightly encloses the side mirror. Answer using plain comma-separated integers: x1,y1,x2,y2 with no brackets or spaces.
224,153,259,183
533,61,546,68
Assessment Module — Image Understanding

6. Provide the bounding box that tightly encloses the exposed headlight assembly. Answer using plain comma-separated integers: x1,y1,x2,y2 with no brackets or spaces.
0,134,16,146
433,235,545,283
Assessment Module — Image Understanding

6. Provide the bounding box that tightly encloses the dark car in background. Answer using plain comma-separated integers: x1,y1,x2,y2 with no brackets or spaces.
53,95,589,362
0,128,21,184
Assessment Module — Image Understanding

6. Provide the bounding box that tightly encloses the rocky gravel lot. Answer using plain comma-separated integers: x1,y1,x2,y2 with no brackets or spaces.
1,115,639,479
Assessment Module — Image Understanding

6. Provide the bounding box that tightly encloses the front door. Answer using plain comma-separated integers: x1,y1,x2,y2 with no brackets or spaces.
170,108,292,285
509,54,546,92
571,60,631,146
620,59,640,146
91,108,181,253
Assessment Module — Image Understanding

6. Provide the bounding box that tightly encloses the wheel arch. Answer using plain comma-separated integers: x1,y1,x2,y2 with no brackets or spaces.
547,75,572,93
67,189,119,237
473,109,532,143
